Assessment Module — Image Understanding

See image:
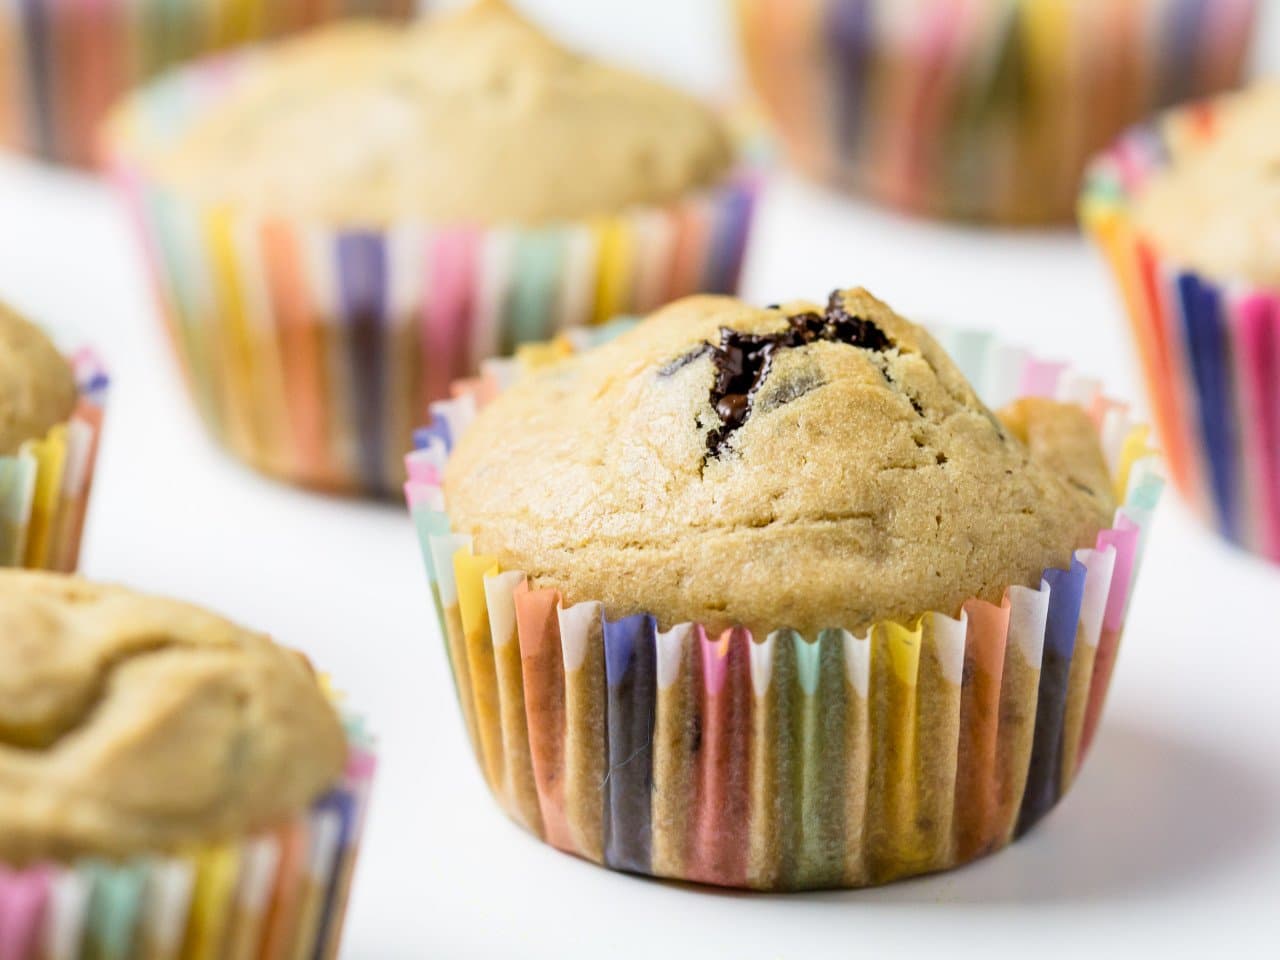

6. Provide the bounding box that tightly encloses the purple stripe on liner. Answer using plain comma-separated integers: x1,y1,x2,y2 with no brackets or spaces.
1016,559,1086,838
1176,272,1241,543
312,786,360,958
705,181,757,295
412,420,450,453
826,0,874,160
1160,0,1209,104
602,613,657,875
18,0,55,157
336,233,389,494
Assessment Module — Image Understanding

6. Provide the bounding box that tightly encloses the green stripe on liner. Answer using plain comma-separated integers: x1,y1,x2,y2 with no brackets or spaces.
508,231,566,349
84,861,148,960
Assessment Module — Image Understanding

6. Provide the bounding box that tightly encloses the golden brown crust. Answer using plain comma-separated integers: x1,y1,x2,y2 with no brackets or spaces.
0,302,77,456
444,289,1115,637
1133,81,1280,287
0,572,347,864
115,0,732,226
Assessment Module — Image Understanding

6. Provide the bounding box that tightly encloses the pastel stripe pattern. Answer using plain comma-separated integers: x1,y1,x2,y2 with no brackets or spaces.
734,0,1257,223
403,325,1164,890
105,53,761,498
0,719,375,960
1082,98,1280,563
0,0,416,167
0,349,108,572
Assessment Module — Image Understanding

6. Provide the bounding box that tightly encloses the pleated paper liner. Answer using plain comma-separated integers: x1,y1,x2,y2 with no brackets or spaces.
0,349,107,572
104,53,761,499
0,714,375,960
734,0,1257,224
0,0,416,167
1082,99,1280,563
404,325,1164,890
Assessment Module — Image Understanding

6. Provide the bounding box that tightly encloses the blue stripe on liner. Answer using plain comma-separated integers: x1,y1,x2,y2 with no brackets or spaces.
312,787,361,960
602,613,657,875
336,232,390,495
825,0,874,163
1176,271,1241,543
412,417,451,454
705,182,756,295
1016,559,1086,838
507,230,566,350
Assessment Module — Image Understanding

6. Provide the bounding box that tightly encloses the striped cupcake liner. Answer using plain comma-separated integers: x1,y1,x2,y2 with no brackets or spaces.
0,349,107,572
0,716,375,960
0,0,415,167
104,51,761,498
403,325,1163,890
734,0,1256,223
1082,99,1280,562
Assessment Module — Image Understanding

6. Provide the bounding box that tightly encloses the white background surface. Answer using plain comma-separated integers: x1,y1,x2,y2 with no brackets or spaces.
3,1,1280,957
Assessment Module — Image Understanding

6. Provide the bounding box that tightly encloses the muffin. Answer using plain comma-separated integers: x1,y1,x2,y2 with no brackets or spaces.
1083,81,1280,561
0,302,107,571
105,0,759,497
405,287,1163,889
0,0,415,167
0,571,375,957
734,0,1258,223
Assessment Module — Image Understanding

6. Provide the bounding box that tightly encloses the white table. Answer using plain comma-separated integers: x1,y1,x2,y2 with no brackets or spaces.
2,2,1279,956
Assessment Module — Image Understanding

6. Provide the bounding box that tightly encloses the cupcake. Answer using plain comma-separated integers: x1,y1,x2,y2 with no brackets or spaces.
734,0,1258,223
0,0,415,167
0,302,107,571
105,0,759,497
0,571,375,957
405,288,1162,889
1083,81,1280,562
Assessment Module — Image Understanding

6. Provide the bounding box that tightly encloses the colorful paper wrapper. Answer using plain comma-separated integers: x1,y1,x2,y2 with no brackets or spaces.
0,0,415,167
1082,99,1280,562
0,713,375,960
104,52,761,499
0,349,107,572
402,323,1164,890
734,0,1257,224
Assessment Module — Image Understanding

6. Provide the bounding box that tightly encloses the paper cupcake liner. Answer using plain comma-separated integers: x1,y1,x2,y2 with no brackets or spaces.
0,714,375,960
0,0,415,167
734,0,1256,223
104,52,761,498
1082,99,1280,562
0,349,107,572
403,324,1163,890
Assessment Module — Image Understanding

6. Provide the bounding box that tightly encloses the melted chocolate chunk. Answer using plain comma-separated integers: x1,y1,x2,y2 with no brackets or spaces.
690,292,893,457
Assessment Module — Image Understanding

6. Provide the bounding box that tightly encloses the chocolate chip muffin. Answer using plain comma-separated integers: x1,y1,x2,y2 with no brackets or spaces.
128,0,732,226
0,571,347,864
0,301,78,455
444,287,1115,636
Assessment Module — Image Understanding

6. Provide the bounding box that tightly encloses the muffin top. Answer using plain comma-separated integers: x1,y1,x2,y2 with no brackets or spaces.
0,572,347,864
125,0,731,226
0,302,78,456
445,288,1115,637
1133,81,1280,287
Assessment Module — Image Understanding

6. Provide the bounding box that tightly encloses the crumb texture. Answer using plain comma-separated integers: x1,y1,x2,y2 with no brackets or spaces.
120,0,731,226
445,288,1116,637
1134,81,1280,287
0,302,77,456
0,573,347,864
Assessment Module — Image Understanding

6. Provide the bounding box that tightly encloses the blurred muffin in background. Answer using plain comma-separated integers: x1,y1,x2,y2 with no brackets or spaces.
0,571,375,957
103,0,760,497
1083,81,1280,562
0,0,416,167
0,302,106,571
735,0,1258,223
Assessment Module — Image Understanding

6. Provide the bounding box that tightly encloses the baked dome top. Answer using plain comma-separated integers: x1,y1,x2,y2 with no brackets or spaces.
1133,81,1280,287
120,0,732,226
0,572,347,863
444,288,1115,637
0,301,77,456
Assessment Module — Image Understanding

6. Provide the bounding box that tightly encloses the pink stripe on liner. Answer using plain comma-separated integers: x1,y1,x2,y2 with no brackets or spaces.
1233,294,1280,560
0,867,51,959
1018,358,1067,399
423,230,479,409
1079,519,1140,764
